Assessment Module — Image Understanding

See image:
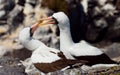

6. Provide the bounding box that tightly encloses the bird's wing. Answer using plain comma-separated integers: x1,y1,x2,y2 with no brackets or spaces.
69,41,103,56
31,47,70,73
31,47,64,63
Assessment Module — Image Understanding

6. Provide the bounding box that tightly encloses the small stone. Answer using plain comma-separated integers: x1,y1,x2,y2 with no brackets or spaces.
0,26,8,35
23,3,34,15
0,46,9,58
0,10,6,19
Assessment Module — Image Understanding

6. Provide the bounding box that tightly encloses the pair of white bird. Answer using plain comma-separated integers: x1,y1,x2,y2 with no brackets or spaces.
19,12,118,73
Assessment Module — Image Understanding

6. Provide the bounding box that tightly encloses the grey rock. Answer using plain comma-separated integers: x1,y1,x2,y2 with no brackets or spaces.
114,17,120,30
26,0,37,5
0,46,9,58
12,47,32,60
0,10,6,19
3,0,15,12
23,3,34,15
104,43,120,61
7,4,24,32
0,56,26,75
21,58,41,75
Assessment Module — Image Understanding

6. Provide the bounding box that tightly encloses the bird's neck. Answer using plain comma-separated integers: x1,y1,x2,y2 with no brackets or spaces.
59,26,74,50
21,38,45,51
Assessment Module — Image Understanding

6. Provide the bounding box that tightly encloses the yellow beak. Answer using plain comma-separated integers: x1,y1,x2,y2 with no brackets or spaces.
37,17,56,26
30,17,56,33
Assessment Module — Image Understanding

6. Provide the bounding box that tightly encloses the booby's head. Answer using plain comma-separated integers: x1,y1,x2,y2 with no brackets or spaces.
19,23,38,42
19,17,55,42
40,12,70,30
19,22,49,51
19,23,39,50
51,12,70,30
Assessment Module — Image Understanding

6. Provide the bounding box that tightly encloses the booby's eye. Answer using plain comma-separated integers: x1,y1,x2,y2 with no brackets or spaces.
30,27,33,37
52,17,59,24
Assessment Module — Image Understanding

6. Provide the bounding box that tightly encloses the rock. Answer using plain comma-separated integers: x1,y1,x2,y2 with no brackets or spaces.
7,4,24,32
34,6,50,21
0,0,7,19
93,18,108,28
0,46,9,58
0,10,6,19
101,3,116,16
12,47,32,60
23,14,36,27
26,0,37,6
21,58,41,75
0,56,26,75
23,3,34,15
4,0,15,11
88,66,120,75
97,0,107,6
104,43,120,62
0,26,9,35
17,0,26,6
114,17,120,30
115,0,120,10
85,0,119,42
104,17,120,41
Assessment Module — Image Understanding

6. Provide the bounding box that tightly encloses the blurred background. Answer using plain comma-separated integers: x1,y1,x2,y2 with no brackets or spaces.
0,0,119,75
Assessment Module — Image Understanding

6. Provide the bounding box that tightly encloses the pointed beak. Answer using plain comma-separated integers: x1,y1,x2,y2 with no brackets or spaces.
30,17,58,33
30,22,39,34
38,17,54,26
38,17,58,26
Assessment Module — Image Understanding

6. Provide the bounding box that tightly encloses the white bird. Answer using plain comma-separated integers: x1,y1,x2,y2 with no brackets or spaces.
44,12,118,67
19,20,86,73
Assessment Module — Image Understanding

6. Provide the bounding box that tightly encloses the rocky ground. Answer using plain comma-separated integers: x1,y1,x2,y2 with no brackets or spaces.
0,0,120,75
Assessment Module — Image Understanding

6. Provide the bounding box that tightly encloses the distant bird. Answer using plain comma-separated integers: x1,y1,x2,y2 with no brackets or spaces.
19,20,87,73
44,12,118,67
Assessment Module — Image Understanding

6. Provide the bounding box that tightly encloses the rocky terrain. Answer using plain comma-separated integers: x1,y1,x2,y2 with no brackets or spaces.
0,0,120,75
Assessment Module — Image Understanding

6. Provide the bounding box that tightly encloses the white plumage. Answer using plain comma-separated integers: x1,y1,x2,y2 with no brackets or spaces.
19,27,61,63
69,40,103,56
31,46,61,63
19,27,45,51
52,12,103,59
19,24,71,73
45,12,117,66
19,23,87,73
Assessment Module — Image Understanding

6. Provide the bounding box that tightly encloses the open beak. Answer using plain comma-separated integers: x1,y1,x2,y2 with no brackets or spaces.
38,17,57,26
30,17,58,34
30,17,57,33
37,16,58,27
30,22,39,34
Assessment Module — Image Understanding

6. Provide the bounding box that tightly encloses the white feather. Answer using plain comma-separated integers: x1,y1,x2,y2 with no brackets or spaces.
91,64,118,68
31,46,61,63
19,27,63,64
69,40,103,56
52,12,104,59
19,27,45,51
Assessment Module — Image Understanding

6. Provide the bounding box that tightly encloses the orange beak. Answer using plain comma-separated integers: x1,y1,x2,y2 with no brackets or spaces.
30,17,56,33
38,17,56,26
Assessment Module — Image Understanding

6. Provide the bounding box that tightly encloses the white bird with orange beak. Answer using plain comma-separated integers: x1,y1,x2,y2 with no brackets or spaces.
19,18,87,73
43,12,118,68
